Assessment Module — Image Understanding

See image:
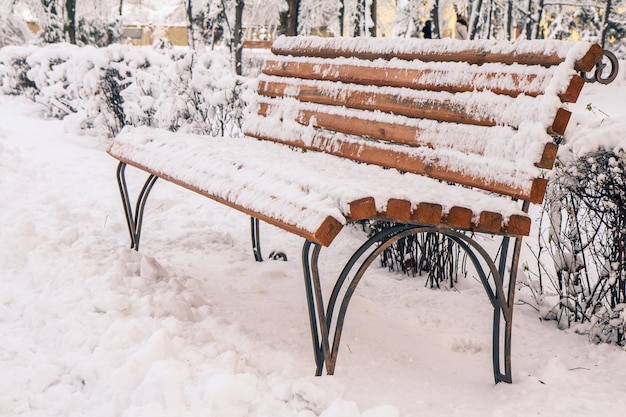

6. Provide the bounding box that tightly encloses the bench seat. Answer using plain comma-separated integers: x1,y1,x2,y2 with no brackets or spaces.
111,125,532,247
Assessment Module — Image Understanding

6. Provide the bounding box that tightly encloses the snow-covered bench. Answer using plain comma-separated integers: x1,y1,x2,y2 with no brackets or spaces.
107,36,603,384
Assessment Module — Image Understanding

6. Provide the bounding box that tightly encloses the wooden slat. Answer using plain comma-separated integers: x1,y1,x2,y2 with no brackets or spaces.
535,143,558,169
258,79,529,130
503,214,532,236
259,102,558,170
259,78,569,136
243,40,273,49
246,120,549,204
271,38,603,73
411,203,443,225
348,197,377,221
529,178,548,205
263,59,544,99
384,199,412,221
475,211,504,233
258,102,564,176
444,207,473,229
258,102,430,148
111,154,344,247
559,75,585,103
550,108,572,136
575,43,604,72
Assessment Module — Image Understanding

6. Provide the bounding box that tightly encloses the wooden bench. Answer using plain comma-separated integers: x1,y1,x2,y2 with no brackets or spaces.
107,36,603,383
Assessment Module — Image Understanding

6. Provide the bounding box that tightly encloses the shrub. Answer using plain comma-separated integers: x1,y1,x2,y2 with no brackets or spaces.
526,103,626,345
0,44,248,139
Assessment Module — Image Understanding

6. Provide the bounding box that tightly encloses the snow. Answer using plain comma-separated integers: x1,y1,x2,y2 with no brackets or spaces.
271,35,596,64
265,55,558,97
109,125,530,239
2,57,626,417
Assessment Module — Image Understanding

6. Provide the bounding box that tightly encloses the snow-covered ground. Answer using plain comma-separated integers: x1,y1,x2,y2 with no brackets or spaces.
1,75,626,416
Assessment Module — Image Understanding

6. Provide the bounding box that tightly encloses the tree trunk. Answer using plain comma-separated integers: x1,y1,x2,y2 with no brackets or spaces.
233,0,244,75
369,0,376,36
286,0,299,36
468,0,482,39
119,0,123,16
531,0,546,39
186,0,195,49
600,0,613,48
65,0,76,44
352,0,365,36
506,0,512,39
430,1,440,39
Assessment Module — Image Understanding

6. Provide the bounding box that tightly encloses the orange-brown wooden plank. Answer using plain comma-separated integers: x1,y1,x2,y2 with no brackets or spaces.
246,120,549,204
549,108,572,136
258,80,502,129
574,43,604,72
411,203,443,225
243,40,272,49
259,79,569,135
529,178,549,205
503,214,532,236
258,102,560,170
443,206,473,229
262,59,542,98
558,75,585,103
383,199,412,221
110,154,344,247
535,143,559,169
258,102,431,148
271,40,603,73
348,197,377,221
475,211,504,234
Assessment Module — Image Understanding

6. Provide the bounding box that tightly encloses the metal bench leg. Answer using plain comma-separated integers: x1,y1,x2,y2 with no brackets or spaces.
301,225,521,383
497,234,523,383
115,162,158,251
251,217,263,262
302,224,428,375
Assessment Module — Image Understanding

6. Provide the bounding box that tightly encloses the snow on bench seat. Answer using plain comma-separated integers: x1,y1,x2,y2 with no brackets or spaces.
108,126,532,247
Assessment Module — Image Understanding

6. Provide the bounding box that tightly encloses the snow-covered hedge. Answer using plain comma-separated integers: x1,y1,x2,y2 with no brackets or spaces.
526,85,626,346
0,44,250,139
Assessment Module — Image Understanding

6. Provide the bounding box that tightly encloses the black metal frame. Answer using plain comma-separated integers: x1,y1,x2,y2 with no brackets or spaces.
582,50,619,85
117,160,526,382
116,162,158,251
302,221,525,384
116,161,267,261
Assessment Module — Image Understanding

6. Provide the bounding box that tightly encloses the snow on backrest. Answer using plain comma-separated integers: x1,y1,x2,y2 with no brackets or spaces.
243,36,603,205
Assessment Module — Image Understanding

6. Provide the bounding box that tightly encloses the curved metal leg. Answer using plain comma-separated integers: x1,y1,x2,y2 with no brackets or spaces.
251,217,288,262
251,217,263,262
301,224,523,383
115,162,158,251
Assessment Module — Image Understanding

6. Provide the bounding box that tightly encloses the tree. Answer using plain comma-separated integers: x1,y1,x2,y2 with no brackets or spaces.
285,0,299,35
65,0,76,43
233,0,244,74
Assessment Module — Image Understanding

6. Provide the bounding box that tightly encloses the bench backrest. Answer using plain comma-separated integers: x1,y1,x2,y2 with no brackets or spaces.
243,37,602,207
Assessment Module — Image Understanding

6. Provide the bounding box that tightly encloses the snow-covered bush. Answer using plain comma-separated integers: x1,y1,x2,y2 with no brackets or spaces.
526,94,626,346
0,46,38,96
0,44,249,138
76,17,122,47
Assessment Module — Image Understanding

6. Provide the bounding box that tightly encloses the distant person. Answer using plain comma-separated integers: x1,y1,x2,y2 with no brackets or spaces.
455,15,468,40
422,20,432,39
